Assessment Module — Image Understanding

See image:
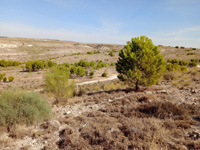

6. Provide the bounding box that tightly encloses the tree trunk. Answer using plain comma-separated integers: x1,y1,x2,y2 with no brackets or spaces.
135,81,139,91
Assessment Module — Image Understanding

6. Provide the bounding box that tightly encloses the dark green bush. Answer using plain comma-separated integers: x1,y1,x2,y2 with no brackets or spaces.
87,51,93,55
175,46,179,48
180,46,185,49
102,72,108,77
25,60,45,72
8,76,15,82
189,59,198,67
47,60,56,68
90,61,96,67
3,77,7,82
0,89,51,127
70,66,77,74
76,59,90,67
187,52,196,55
76,66,85,77
89,71,94,78
109,51,114,57
0,60,20,67
192,48,196,50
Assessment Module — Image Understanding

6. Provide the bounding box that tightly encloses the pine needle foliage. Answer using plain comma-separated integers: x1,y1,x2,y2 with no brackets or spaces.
116,36,166,90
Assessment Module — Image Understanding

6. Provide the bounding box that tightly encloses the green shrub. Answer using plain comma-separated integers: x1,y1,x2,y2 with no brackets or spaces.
175,46,179,48
76,66,85,77
0,60,20,67
192,48,196,50
189,59,198,67
25,60,45,72
187,52,196,55
0,72,6,81
90,61,96,67
8,76,15,82
76,59,90,67
70,66,77,74
109,51,114,57
93,50,100,54
0,89,51,127
87,51,93,55
45,67,75,103
110,62,115,66
180,46,185,49
47,60,56,68
89,71,94,78
102,72,108,77
3,77,7,82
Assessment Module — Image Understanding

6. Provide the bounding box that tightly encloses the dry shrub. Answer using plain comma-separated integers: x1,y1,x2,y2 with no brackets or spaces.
138,101,188,120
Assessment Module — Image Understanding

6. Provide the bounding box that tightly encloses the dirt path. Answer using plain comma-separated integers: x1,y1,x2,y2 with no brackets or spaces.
76,74,118,86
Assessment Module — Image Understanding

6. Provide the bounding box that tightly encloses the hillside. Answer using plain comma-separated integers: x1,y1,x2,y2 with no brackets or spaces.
0,37,200,150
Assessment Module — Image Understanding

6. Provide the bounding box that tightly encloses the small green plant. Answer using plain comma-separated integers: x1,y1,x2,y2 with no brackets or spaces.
187,52,196,55
192,48,196,50
175,46,179,48
0,72,6,81
102,72,108,77
8,76,15,82
45,67,75,103
93,50,100,54
89,71,94,78
76,66,85,77
109,51,114,57
3,77,7,82
87,51,93,55
0,89,51,128
180,46,185,49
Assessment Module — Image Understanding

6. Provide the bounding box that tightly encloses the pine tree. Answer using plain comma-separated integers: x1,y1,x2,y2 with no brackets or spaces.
116,36,166,90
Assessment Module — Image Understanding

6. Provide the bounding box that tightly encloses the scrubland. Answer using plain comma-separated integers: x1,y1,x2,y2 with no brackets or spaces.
0,37,200,150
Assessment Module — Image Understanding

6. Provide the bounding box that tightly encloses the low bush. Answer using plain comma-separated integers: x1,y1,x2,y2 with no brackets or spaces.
3,77,7,82
0,89,51,128
175,46,179,48
87,51,93,55
93,50,100,54
0,72,6,81
45,67,75,103
192,48,196,50
75,59,90,67
0,60,20,67
109,51,114,57
102,72,108,77
89,71,94,78
180,46,185,49
189,59,198,67
25,60,45,72
187,52,196,55
8,76,15,82
76,66,85,77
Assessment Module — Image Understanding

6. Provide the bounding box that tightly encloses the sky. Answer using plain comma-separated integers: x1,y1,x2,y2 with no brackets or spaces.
0,0,200,47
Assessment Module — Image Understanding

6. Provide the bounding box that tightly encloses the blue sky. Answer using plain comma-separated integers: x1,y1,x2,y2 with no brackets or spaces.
0,0,200,47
